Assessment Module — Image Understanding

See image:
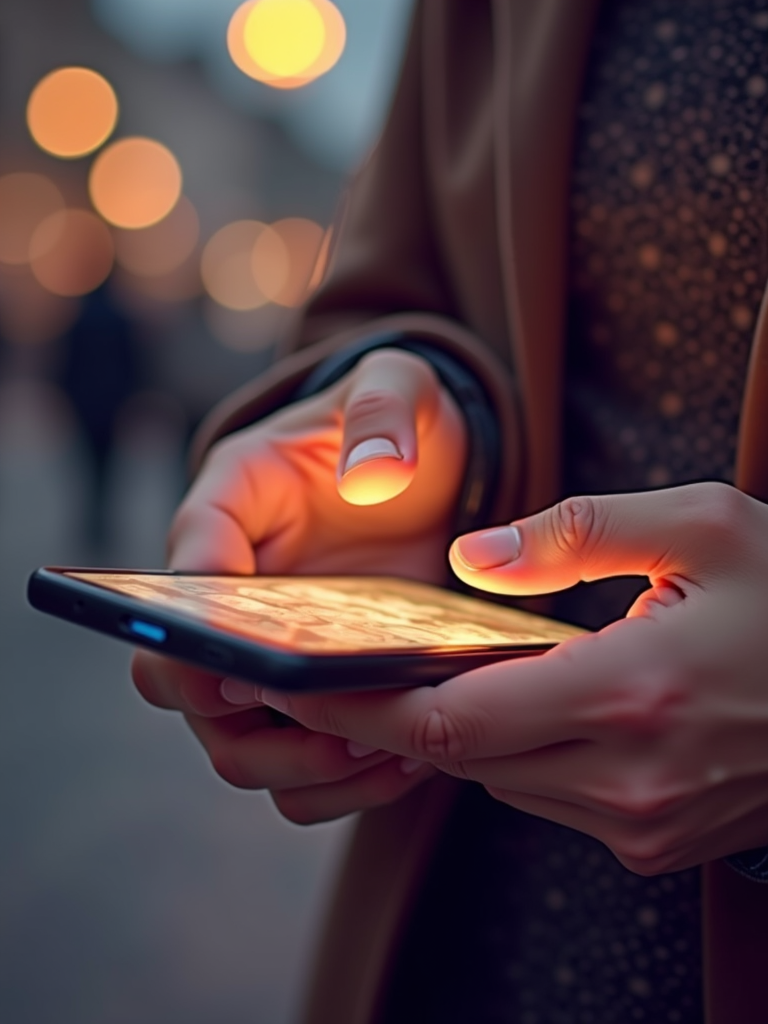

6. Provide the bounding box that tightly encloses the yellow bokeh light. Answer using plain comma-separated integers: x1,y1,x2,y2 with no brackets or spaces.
113,196,199,277
228,0,345,88
27,67,118,159
201,220,269,310
0,173,64,265
252,217,325,306
89,137,182,229
29,208,114,297
245,0,325,77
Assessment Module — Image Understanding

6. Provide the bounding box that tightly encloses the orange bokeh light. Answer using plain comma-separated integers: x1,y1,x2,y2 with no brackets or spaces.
252,217,325,306
27,67,118,159
30,209,114,296
201,220,269,310
113,196,199,277
227,0,345,89
89,137,182,229
0,173,64,265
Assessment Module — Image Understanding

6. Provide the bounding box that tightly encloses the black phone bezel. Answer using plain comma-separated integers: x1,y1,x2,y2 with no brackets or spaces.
27,567,558,692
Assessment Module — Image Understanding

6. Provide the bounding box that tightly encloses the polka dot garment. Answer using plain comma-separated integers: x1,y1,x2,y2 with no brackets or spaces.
565,0,768,496
383,2,768,1022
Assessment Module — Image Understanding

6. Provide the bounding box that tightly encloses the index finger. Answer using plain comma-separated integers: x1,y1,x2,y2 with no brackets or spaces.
255,615,672,763
132,648,265,718
168,429,313,572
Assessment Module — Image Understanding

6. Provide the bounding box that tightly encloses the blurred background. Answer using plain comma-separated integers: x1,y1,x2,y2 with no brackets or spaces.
0,1,413,1021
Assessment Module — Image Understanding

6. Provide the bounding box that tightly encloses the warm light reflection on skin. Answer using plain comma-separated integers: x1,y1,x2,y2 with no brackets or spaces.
113,196,199,277
0,173,64,265
252,217,325,306
227,0,345,89
29,209,114,296
89,137,182,229
201,220,269,310
338,456,415,506
27,67,118,159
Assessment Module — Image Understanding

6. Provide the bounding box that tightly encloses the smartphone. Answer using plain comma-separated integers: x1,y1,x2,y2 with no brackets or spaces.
27,568,585,692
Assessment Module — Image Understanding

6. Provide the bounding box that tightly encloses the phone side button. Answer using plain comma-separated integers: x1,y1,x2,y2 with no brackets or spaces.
122,618,167,644
201,642,234,669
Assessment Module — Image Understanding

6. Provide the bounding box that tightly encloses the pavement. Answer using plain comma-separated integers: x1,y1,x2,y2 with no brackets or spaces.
0,378,351,1024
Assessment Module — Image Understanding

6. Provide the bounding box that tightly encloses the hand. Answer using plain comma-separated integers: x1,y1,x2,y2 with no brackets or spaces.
251,482,768,871
132,349,464,821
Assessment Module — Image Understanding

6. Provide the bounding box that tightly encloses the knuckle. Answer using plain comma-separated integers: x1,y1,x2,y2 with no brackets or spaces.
594,777,680,821
611,834,678,876
206,431,249,466
547,495,608,563
590,669,688,738
357,348,435,384
344,388,407,429
409,704,475,763
684,481,749,547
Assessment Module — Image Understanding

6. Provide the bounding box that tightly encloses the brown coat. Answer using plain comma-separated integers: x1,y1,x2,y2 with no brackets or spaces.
195,3,768,1021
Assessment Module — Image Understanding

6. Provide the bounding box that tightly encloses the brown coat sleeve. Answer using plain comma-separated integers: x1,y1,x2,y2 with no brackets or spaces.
190,2,522,523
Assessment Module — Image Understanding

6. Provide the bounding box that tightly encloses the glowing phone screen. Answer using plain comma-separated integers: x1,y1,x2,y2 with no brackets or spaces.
66,573,583,655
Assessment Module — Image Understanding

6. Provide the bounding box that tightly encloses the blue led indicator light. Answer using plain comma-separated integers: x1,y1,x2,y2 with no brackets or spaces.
128,619,167,643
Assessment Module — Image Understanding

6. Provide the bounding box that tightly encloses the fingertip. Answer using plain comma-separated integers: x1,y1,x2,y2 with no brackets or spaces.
448,539,526,596
337,451,417,505
168,508,256,574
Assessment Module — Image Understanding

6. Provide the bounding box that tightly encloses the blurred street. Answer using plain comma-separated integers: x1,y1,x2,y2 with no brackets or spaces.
0,377,352,1024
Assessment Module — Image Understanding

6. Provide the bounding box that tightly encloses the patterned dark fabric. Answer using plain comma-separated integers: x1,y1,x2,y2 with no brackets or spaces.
382,2,768,1021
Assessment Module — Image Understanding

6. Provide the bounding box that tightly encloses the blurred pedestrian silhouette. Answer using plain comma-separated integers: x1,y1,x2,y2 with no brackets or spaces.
56,286,144,551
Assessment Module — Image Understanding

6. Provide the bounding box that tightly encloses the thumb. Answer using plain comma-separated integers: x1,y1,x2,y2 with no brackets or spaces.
448,483,753,596
336,349,441,505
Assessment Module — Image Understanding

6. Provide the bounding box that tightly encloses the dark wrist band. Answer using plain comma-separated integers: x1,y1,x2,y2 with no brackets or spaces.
724,847,768,883
293,331,501,535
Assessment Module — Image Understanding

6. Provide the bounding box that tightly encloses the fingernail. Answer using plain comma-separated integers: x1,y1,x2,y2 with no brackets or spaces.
400,757,425,775
342,438,402,475
220,678,260,705
256,687,290,714
454,526,522,570
347,741,380,759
